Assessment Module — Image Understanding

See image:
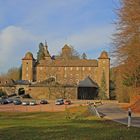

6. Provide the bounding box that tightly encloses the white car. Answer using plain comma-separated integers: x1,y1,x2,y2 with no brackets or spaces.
55,99,64,105
29,101,37,106
22,101,29,106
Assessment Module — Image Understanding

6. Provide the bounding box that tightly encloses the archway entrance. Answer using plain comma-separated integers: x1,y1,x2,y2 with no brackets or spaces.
77,77,98,100
78,87,98,100
18,88,25,95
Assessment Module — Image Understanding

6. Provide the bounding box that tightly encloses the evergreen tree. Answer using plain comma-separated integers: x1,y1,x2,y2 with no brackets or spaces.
99,71,107,99
37,43,45,61
81,53,87,59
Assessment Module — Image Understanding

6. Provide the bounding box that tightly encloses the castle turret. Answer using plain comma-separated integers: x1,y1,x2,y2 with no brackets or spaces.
61,44,72,59
22,52,35,82
98,51,110,99
44,41,51,61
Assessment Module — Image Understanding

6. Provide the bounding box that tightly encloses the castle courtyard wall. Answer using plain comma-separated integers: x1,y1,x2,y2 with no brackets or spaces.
28,86,77,100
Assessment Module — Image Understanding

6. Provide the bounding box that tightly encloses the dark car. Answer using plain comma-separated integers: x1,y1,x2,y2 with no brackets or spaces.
55,99,64,105
13,99,22,105
6,98,13,103
40,99,48,104
0,99,8,104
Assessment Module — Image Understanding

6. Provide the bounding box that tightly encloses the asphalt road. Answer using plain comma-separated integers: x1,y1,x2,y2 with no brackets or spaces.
97,102,140,128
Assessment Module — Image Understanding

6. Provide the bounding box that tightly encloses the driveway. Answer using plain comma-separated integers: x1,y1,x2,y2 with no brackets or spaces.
97,102,140,128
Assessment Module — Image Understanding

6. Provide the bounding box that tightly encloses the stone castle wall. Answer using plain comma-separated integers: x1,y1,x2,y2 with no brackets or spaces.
28,86,77,100
21,44,110,99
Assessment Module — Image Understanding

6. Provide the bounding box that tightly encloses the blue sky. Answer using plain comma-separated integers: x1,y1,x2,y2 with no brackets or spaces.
0,0,119,73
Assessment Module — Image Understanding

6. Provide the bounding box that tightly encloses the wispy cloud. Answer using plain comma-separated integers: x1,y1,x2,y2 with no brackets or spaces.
0,26,44,72
0,0,117,73
48,24,115,57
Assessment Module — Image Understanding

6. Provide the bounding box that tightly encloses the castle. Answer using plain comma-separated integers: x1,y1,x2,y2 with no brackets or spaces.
22,42,110,99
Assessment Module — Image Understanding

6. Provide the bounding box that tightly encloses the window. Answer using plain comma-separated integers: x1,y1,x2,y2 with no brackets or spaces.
64,67,67,71
89,67,91,71
82,67,85,71
40,67,43,70
26,67,28,71
70,67,73,71
76,67,79,71
26,62,28,64
76,74,79,77
64,74,67,78
26,73,28,77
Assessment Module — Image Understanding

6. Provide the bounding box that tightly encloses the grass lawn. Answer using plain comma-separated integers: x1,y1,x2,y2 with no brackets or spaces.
0,106,139,140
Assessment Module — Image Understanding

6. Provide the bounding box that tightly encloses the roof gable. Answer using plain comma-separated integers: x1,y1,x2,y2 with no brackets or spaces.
78,77,98,88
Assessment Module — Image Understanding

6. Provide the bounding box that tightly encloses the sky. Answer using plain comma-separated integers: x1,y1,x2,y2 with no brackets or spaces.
0,0,120,73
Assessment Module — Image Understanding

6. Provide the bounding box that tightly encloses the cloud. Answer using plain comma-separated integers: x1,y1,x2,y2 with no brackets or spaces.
0,26,43,73
0,24,115,73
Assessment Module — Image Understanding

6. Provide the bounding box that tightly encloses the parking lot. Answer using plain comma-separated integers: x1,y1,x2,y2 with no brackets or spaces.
0,100,88,112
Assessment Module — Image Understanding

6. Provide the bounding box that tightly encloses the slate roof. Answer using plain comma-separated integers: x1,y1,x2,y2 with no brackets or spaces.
78,77,98,88
37,59,98,67
14,80,30,85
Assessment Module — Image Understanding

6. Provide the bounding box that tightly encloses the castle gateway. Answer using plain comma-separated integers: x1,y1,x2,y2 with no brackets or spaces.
22,43,110,99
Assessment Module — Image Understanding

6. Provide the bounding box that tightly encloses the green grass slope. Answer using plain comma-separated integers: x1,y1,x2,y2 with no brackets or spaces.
0,107,139,140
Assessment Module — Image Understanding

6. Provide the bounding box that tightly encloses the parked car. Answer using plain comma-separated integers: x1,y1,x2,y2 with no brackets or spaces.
0,99,8,104
55,99,64,105
29,100,37,106
1,96,8,99
22,101,30,106
6,98,13,103
40,99,48,104
13,99,22,105
64,100,71,105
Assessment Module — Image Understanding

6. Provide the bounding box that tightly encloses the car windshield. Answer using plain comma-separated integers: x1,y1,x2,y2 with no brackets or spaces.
31,101,36,103
58,99,63,101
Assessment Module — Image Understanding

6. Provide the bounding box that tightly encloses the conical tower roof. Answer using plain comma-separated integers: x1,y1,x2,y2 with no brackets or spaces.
22,52,34,60
98,51,109,59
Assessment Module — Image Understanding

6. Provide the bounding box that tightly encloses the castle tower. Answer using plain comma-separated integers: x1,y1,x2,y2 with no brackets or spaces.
98,51,110,99
61,44,72,59
22,52,35,82
44,41,51,61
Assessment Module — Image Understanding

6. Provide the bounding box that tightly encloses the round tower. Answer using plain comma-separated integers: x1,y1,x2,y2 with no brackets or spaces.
22,52,35,82
98,51,110,99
